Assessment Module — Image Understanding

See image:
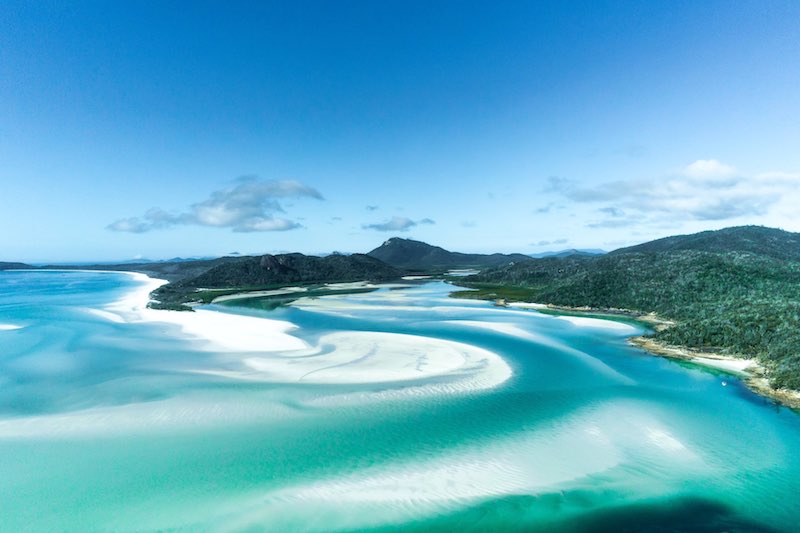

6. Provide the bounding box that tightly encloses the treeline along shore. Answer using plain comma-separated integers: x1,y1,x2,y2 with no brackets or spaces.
450,226,800,408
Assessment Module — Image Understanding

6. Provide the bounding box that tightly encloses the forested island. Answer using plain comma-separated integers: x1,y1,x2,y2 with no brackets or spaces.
452,226,800,399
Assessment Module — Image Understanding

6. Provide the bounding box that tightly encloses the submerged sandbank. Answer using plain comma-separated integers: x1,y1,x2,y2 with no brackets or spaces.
222,399,696,532
211,286,308,303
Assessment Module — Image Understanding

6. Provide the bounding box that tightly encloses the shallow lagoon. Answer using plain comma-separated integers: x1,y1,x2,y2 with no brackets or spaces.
1,270,799,531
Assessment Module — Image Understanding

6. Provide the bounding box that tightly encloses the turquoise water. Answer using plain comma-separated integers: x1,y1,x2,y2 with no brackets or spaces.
1,270,799,532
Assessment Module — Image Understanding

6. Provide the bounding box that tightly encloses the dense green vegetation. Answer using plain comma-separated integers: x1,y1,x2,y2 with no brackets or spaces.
459,227,800,390
150,253,401,309
611,225,800,260
368,237,531,271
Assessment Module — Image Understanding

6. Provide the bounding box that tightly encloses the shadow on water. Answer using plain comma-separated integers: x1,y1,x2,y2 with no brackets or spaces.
361,495,780,533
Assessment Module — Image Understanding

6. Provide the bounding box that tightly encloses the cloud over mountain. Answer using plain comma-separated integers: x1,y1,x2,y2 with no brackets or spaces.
107,178,323,233
362,216,435,232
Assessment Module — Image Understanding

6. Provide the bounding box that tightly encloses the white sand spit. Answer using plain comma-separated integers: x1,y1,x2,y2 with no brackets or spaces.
99,272,308,353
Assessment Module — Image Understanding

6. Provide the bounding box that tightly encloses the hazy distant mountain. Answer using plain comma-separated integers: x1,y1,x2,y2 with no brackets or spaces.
367,237,531,271
611,225,800,261
529,248,606,259
0,262,31,270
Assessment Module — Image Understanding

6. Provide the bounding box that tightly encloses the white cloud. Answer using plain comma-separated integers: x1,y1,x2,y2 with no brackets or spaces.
362,216,435,232
683,159,737,179
534,238,568,247
107,177,323,233
549,160,800,228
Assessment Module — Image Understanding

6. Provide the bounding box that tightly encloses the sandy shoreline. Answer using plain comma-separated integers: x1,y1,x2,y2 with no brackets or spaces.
629,336,800,409
493,296,800,410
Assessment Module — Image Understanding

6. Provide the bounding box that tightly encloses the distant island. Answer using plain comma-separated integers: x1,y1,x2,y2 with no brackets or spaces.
0,262,33,270
3,225,800,406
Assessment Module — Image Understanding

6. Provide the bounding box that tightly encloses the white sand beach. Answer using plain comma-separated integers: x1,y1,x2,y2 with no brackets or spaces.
100,272,308,353
507,302,548,310
691,356,756,374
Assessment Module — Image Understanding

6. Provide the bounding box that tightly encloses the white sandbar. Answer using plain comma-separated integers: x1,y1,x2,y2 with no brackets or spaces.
98,272,308,353
202,330,511,390
97,273,511,390
0,324,23,331
211,287,307,303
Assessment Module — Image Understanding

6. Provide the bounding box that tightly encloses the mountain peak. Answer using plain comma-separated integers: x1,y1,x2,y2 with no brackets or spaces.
368,238,530,271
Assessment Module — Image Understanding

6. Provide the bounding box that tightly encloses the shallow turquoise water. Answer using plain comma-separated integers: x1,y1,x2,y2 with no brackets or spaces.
1,270,799,532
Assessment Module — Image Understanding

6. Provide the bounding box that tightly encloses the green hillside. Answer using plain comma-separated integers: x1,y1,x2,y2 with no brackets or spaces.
368,237,531,271
457,227,800,390
611,225,800,261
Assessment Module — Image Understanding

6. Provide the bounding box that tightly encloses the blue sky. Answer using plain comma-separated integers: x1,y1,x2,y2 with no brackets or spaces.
2,1,799,262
